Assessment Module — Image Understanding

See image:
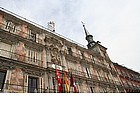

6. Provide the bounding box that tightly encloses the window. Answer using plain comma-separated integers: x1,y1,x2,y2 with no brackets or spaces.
27,50,38,63
102,88,107,93
103,52,108,58
5,21,16,32
52,77,56,93
67,47,72,55
91,55,95,63
109,64,113,70
100,59,104,65
81,52,85,59
29,29,36,42
75,82,80,93
117,69,122,75
28,77,38,93
86,67,90,78
97,70,101,77
0,71,7,92
90,87,94,93
96,70,101,80
106,73,110,81
94,47,100,54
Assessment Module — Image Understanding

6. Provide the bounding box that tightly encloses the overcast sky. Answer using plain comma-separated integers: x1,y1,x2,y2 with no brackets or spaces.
0,0,140,72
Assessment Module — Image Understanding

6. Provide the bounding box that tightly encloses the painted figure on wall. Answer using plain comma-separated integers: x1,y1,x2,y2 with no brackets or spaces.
15,42,26,62
10,68,24,92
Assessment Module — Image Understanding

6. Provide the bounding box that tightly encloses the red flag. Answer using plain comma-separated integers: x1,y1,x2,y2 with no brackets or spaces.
56,69,63,93
70,72,78,93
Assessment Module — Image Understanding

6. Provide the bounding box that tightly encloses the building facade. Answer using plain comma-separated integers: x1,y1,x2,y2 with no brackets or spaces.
114,63,140,93
0,8,129,93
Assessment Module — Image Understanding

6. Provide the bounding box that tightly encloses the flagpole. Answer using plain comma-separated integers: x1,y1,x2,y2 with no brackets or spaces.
68,71,70,93
61,52,65,93
62,68,64,93
55,64,57,93
55,64,58,93
68,69,71,93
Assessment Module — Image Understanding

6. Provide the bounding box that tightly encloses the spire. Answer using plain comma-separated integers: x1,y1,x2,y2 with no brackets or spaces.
82,21,91,37
82,22,95,49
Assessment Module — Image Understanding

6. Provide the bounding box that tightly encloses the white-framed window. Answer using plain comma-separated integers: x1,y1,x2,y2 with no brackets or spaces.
5,21,16,32
27,49,40,65
28,29,36,42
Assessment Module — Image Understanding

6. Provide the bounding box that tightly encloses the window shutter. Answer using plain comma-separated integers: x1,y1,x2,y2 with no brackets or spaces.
24,74,28,93
39,77,43,93
36,34,39,43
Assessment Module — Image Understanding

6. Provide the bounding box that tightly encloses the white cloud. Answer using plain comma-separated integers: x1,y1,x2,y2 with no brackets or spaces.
0,0,140,71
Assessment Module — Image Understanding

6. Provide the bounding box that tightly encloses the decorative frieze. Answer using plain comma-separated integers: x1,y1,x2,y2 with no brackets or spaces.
22,67,44,76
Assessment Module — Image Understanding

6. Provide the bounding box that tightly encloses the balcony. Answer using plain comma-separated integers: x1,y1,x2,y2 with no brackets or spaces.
114,81,122,86
0,82,60,93
94,60,106,68
46,62,65,72
90,74,99,81
68,69,113,84
110,69,117,76
68,68,87,78
66,51,108,70
108,79,115,84
66,51,89,62
0,48,43,67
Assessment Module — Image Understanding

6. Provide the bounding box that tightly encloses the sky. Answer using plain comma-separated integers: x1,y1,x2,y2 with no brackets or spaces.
0,0,140,72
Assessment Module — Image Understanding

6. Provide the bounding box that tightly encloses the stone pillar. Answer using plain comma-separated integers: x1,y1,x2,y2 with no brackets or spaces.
45,48,51,68
47,72,53,92
61,53,68,71
3,69,11,93
44,72,49,93
38,77,44,93
23,73,28,93
19,24,28,38
0,14,4,28
41,48,45,68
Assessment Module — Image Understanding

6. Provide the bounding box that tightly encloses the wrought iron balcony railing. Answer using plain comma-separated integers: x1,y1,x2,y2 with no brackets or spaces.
68,68,119,85
0,82,78,93
67,51,107,68
0,48,43,67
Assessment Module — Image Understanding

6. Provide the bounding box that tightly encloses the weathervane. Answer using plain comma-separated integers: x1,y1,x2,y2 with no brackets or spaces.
81,21,85,27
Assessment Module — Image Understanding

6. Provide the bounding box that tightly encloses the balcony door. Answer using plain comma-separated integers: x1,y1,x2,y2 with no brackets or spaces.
28,77,38,93
0,71,7,92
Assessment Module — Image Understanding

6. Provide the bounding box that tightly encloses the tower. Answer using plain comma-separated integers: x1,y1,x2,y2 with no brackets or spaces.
82,22,95,49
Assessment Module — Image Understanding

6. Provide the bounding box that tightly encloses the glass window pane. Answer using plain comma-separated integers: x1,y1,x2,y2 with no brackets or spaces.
0,71,6,91
28,77,38,93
